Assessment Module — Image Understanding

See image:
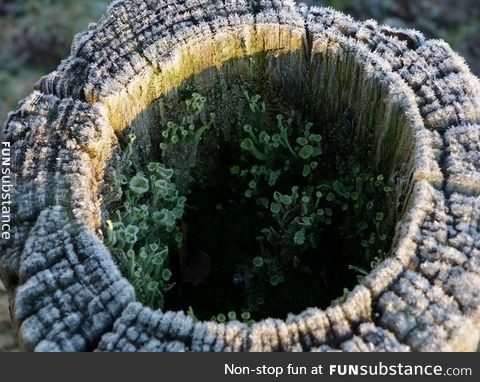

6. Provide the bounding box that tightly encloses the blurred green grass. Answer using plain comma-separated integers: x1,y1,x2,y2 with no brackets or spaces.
0,0,110,123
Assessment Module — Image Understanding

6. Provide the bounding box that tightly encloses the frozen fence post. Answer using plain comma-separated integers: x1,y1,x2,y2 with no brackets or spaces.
1,0,480,352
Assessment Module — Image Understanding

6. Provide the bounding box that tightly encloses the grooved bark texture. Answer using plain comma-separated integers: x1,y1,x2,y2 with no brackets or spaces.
1,0,480,352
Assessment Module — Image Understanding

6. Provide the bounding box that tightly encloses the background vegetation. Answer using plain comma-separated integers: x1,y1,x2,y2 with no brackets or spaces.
0,0,478,351
0,0,109,123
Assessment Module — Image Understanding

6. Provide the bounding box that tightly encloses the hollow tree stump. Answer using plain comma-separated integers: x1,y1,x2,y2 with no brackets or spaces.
1,0,480,352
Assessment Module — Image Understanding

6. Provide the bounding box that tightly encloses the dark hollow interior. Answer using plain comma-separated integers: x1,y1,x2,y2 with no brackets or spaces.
102,40,417,320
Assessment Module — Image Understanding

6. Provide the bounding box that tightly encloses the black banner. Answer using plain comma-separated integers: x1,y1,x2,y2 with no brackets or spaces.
0,353,477,381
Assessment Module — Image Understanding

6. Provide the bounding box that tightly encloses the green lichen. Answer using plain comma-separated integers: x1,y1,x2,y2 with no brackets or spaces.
105,134,185,309
105,90,394,320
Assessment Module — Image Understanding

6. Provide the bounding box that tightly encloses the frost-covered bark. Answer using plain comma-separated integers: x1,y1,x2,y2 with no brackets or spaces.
1,0,480,352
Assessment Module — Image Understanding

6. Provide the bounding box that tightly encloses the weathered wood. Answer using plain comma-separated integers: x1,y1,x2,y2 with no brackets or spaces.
1,0,480,352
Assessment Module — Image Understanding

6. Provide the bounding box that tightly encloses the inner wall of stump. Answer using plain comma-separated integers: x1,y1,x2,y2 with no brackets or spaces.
102,26,416,292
